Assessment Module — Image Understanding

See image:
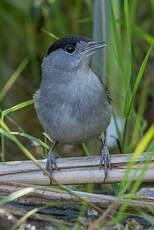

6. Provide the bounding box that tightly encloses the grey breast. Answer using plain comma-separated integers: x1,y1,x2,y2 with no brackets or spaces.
34,70,112,144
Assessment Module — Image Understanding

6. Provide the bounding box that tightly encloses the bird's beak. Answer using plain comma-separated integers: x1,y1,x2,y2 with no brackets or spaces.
82,41,107,56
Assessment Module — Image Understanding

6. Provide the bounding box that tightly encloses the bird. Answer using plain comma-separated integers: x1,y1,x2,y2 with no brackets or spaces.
34,35,112,181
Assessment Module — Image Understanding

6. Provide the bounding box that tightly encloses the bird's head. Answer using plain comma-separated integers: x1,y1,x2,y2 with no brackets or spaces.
42,35,106,75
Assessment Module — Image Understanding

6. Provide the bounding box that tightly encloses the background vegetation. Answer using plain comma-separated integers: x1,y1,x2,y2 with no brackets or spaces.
0,0,154,229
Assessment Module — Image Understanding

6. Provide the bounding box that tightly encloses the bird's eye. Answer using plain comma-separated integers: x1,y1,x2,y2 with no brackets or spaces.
64,45,75,53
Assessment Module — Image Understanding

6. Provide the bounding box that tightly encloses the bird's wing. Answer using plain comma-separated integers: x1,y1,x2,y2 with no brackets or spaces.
103,84,112,104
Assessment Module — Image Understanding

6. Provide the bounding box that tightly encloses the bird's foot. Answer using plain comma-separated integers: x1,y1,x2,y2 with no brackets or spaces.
99,145,111,181
45,150,58,184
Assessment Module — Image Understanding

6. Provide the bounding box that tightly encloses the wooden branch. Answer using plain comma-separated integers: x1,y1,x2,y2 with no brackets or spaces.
0,183,153,212
0,153,153,185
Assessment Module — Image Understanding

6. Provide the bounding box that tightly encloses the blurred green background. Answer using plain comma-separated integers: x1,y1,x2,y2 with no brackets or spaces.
0,0,154,161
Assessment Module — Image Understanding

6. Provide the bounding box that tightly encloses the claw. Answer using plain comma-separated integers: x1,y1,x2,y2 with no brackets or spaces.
45,150,58,184
99,145,111,181
46,150,58,172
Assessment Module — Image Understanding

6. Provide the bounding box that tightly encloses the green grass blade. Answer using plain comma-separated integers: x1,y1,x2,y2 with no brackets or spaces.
0,129,5,162
115,19,154,46
11,131,49,150
122,38,154,152
2,99,34,117
110,0,126,79
0,127,45,172
0,187,39,206
41,28,59,40
124,38,154,117
122,0,132,118
124,0,132,83
120,124,154,194
0,99,33,161
133,26,154,46
139,212,154,226
11,207,41,230
134,124,154,154
76,17,92,24
0,119,50,178
114,151,153,223
81,143,90,156
128,81,148,152
0,58,28,102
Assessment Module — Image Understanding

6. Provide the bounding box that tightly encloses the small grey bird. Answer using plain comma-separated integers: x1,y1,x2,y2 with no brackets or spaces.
34,35,112,180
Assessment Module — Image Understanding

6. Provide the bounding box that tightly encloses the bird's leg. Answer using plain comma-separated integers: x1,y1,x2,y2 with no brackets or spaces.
45,142,58,175
99,135,111,181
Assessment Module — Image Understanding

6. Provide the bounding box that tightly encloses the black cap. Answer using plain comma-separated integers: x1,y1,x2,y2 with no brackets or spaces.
46,35,91,56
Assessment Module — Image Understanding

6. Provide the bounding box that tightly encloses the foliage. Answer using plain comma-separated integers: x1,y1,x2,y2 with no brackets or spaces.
0,0,154,229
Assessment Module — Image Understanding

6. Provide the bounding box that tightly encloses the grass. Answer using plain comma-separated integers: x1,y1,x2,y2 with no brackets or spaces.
0,0,154,229
0,58,28,103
